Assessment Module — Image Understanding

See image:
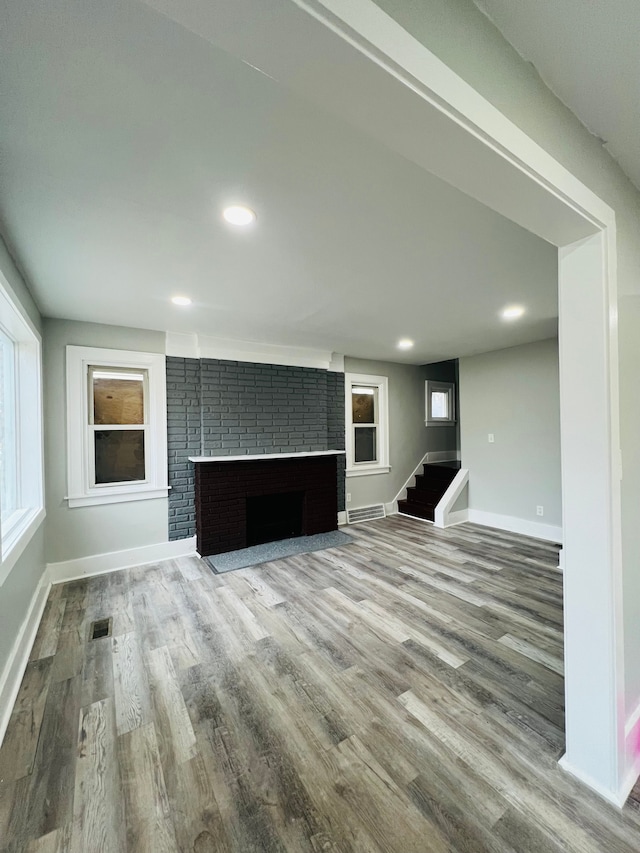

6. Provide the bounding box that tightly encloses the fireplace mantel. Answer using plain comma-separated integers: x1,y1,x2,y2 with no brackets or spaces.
189,450,345,463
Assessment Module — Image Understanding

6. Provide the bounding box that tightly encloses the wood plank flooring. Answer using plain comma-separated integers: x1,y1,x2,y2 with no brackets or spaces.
2,515,640,851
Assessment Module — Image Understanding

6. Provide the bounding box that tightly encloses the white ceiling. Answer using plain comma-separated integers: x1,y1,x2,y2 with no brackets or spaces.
474,0,640,191
0,0,558,364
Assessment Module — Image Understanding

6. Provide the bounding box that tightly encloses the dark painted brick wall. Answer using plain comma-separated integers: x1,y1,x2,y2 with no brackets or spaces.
167,357,346,539
200,361,330,455
166,358,201,540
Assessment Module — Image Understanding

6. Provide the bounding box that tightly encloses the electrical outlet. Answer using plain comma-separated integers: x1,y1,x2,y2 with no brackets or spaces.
536,505,544,516
488,433,495,443
346,493,351,503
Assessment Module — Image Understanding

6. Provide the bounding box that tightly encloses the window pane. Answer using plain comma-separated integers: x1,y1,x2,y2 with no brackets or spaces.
352,387,376,424
94,430,145,484
354,427,377,463
0,332,17,521
92,370,144,425
431,391,449,419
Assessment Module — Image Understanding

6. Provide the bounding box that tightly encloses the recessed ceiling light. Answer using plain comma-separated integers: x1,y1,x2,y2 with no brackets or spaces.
171,296,192,306
223,205,256,226
501,305,525,320
397,339,414,350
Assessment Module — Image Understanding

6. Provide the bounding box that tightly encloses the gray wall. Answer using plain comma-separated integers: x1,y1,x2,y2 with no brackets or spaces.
0,239,40,330
423,359,459,455
344,356,458,509
0,239,45,683
374,0,640,713
619,298,640,715
43,319,168,564
459,339,561,528
166,357,345,539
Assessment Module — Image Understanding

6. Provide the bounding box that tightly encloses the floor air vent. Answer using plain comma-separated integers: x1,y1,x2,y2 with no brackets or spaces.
347,504,386,524
89,617,112,641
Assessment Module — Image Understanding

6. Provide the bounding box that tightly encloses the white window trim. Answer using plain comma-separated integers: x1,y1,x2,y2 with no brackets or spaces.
0,274,45,585
345,372,390,477
66,346,169,507
426,380,456,427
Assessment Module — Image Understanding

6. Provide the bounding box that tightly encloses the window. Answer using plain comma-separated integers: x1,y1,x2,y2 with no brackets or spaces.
66,347,168,507
90,368,146,485
0,277,44,583
345,373,390,476
426,380,456,426
0,330,17,524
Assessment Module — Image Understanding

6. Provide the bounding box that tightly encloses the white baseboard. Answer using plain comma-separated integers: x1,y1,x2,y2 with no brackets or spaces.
434,469,469,529
384,501,397,516
466,509,562,544
47,537,197,585
337,511,347,526
397,510,466,528
559,754,624,808
425,451,460,463
393,451,429,503
0,568,51,749
397,512,434,525
559,744,640,809
619,758,640,809
446,509,469,526
620,697,640,805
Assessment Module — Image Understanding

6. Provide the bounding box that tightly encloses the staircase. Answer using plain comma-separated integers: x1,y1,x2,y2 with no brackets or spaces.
398,461,461,522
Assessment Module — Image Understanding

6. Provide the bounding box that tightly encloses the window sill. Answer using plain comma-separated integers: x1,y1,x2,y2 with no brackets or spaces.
66,486,170,508
426,420,457,427
0,505,46,586
346,465,391,478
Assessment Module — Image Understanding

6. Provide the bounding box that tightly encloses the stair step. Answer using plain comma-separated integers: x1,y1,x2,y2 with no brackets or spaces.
406,487,439,506
401,462,460,522
424,461,461,471
398,500,435,521
414,475,454,495
421,465,459,486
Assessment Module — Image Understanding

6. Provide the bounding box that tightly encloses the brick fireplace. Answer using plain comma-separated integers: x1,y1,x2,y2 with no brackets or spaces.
191,451,344,557
166,357,346,543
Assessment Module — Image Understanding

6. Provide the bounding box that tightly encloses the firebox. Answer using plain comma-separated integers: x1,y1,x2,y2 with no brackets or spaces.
246,491,304,546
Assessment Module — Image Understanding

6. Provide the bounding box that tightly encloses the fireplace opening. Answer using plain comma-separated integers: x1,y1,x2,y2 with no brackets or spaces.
246,491,304,546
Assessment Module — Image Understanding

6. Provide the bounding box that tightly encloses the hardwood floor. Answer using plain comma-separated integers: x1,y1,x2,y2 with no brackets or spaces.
2,515,640,851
